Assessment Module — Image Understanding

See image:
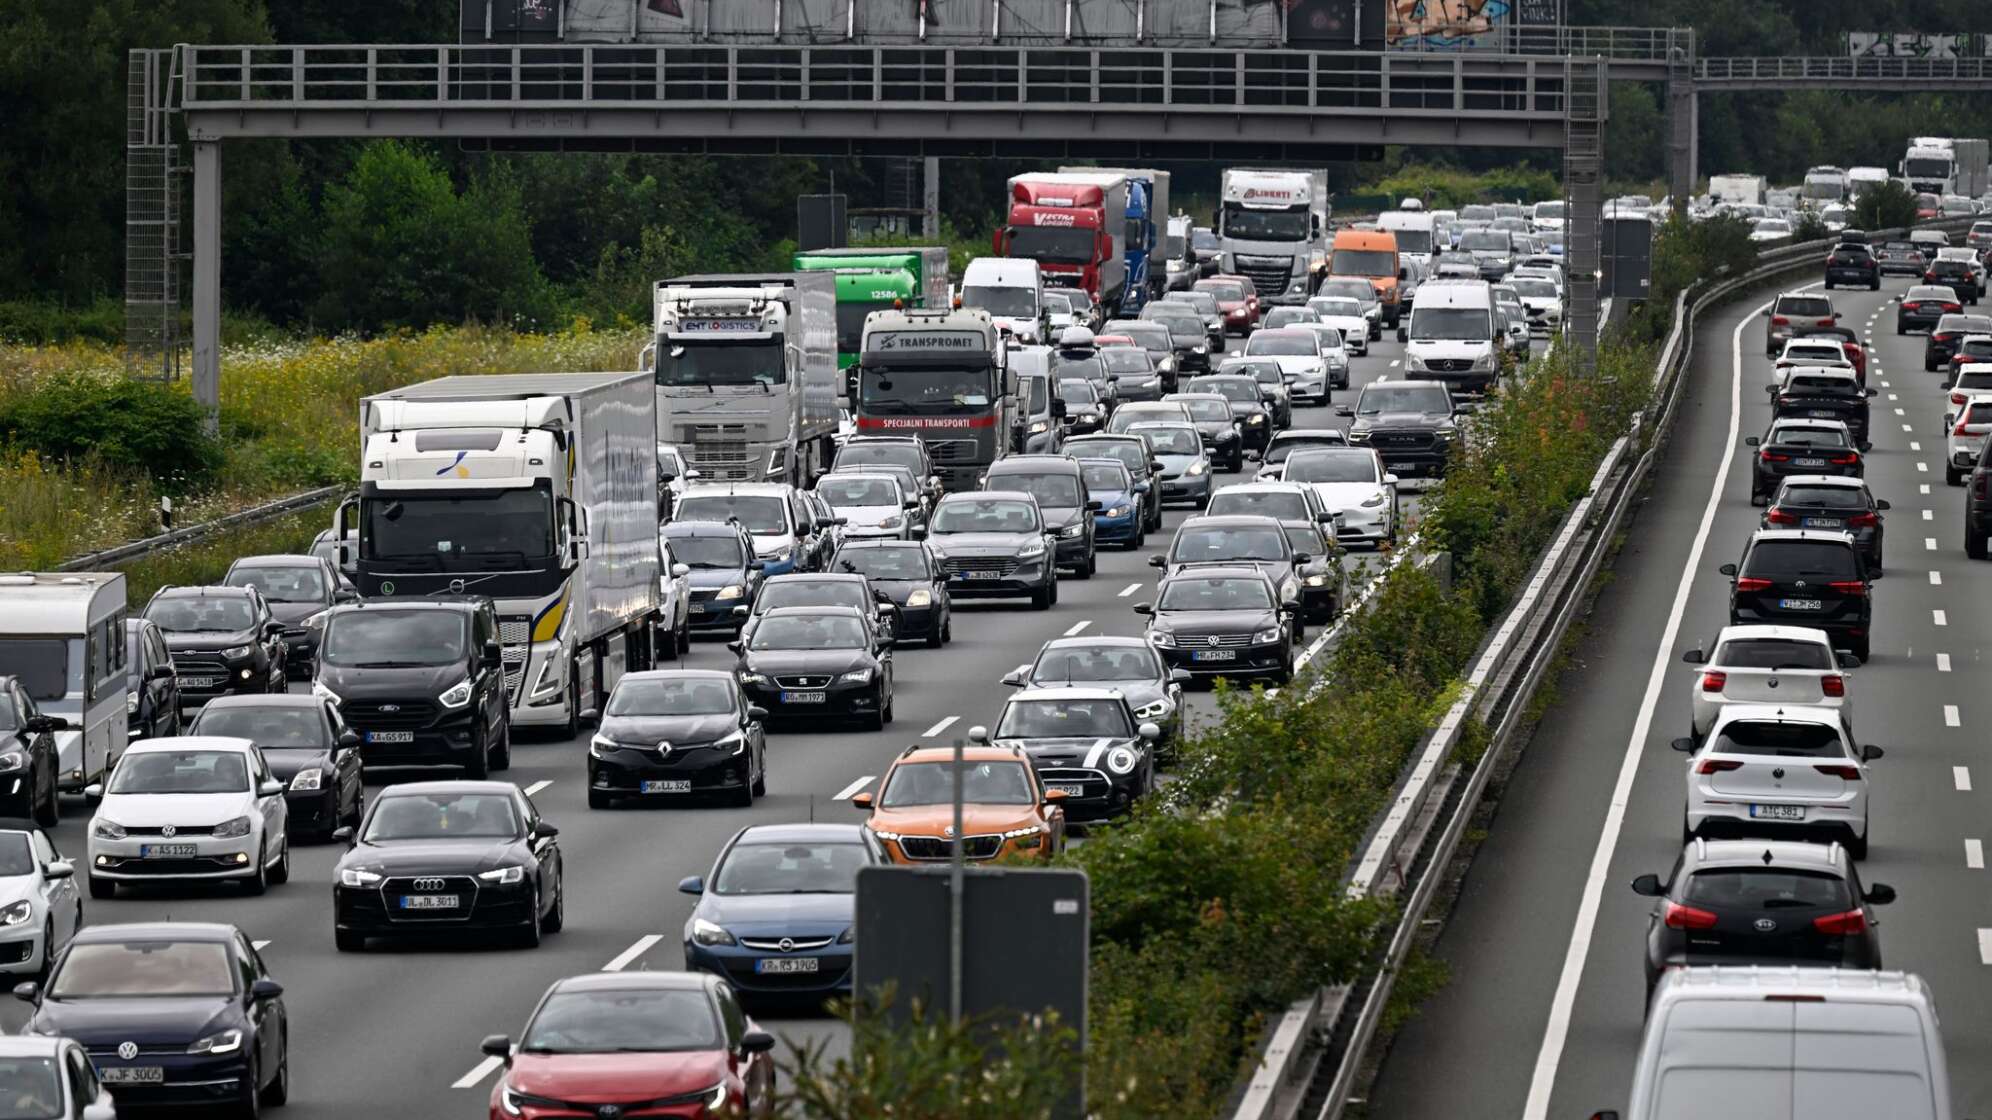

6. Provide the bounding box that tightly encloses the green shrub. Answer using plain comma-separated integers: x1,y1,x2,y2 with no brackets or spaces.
0,299,123,345
0,373,221,488
1855,179,1921,231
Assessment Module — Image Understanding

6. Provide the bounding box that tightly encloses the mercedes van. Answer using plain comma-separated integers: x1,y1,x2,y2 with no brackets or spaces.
959,257,1048,345
1400,278,1500,394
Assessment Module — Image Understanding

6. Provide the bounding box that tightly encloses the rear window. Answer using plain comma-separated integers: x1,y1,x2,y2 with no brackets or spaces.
1768,426,1848,448
1778,485,1864,509
1787,376,1854,394
1777,296,1832,318
1968,403,1992,425
1941,316,1992,333
1679,868,1852,911
1714,637,1833,670
1711,720,1848,757
1829,248,1870,263
1743,540,1859,580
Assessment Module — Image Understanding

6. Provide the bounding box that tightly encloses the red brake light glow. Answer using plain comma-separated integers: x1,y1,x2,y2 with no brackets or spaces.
1701,671,1727,692
1765,508,1799,525
1827,580,1867,596
1821,674,1846,697
1812,908,1868,935
1828,453,1859,465
1736,576,1773,592
1847,511,1878,528
1772,315,1790,326
1664,901,1721,930
1696,758,1745,774
1760,450,1789,463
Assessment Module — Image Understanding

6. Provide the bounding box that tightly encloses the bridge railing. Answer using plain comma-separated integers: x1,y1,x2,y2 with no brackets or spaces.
1385,24,1690,63
1697,54,1992,84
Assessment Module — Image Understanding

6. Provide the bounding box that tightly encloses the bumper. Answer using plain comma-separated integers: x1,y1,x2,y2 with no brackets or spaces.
1728,605,1868,643
1825,268,1878,285
740,679,882,718
173,663,270,709
1053,534,1092,568
1032,768,1143,822
1238,421,1273,450
348,709,482,768
1687,799,1866,843
1116,378,1166,403
686,941,854,1002
89,835,262,882
284,786,341,835
90,1052,253,1109
1159,473,1213,504
1157,641,1289,677
336,878,536,937
1093,512,1141,545
1357,438,1451,475
0,923,46,975
1753,460,1863,494
282,630,319,672
1332,504,1392,544
1880,259,1927,275
686,594,749,632
942,559,1052,598
589,743,754,800
842,524,911,541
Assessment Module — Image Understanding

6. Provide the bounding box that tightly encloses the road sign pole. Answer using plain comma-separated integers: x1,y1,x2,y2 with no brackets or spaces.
949,733,965,1023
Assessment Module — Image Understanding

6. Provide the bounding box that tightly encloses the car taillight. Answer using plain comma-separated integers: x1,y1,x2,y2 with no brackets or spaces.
1828,580,1867,596
1813,763,1862,780
1736,576,1773,592
1760,450,1790,462
1953,392,1969,405
1765,507,1799,525
1977,473,1989,500
1959,419,1974,436
1772,315,1790,326
1812,908,1868,935
1847,511,1878,528
1695,758,1745,775
1904,302,1921,311
1927,272,1939,282
1944,304,1963,313
1663,901,1721,929
1828,453,1859,465
1700,671,1727,692
1821,674,1846,697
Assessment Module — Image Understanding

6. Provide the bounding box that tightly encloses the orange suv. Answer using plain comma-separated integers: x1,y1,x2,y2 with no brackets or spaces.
852,744,1067,863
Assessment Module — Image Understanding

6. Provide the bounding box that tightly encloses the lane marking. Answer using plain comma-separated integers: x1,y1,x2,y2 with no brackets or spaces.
1980,930,1992,966
1918,462,1929,472
1118,582,1142,598
523,780,552,797
1888,393,1899,401
1904,424,1916,432
832,775,874,801
922,715,960,738
251,940,271,951
1895,407,1907,416
1969,839,1985,870
1910,441,1922,451
453,1056,503,1090
1936,609,1949,626
1939,653,1953,672
1923,509,1935,521
1389,359,1401,368
1921,483,1932,494
1957,766,1973,792
1062,619,1092,637
1926,537,1939,550
1931,570,1944,586
1881,379,1891,387
602,933,665,973
1946,704,1962,727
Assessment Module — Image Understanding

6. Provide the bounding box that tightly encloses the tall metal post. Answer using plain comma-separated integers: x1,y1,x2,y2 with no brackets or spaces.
923,155,942,240
1561,59,1606,376
191,139,222,434
1667,77,1698,219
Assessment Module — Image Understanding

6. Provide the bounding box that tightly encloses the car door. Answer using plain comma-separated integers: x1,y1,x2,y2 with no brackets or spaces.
323,701,362,817
713,982,774,1113
521,792,559,914
236,934,284,1075
30,829,77,946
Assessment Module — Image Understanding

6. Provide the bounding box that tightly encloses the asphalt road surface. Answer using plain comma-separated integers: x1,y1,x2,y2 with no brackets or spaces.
1370,277,1992,1118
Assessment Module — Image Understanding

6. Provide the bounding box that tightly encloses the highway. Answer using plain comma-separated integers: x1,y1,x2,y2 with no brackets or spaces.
11,333,1420,1117
1370,275,1992,1117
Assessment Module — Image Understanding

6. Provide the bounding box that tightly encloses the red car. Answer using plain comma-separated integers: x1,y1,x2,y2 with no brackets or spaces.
1194,275,1260,332
484,972,776,1119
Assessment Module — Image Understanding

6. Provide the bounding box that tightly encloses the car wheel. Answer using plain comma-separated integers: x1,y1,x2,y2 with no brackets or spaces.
258,1029,289,1106
87,875,114,900
237,1053,261,1119
334,928,364,952
1870,279,1880,291
865,692,887,733
587,787,613,810
1968,525,1988,560
1852,636,1871,663
33,761,56,828
1822,280,1832,290
1077,551,1095,579
1049,576,1060,606
1031,583,1052,610
542,878,565,933
516,885,544,949
490,717,512,772
881,682,895,725
462,726,489,780
1846,827,1870,861
268,839,290,887
242,844,267,897
1896,322,1905,335
1682,812,1695,847
677,620,691,657
34,921,52,985
1947,465,1964,486
926,618,945,648
751,748,768,798
559,669,580,739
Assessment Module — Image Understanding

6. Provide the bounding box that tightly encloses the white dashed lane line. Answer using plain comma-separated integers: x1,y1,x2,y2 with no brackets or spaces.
453,1058,503,1090
1957,766,1974,792
1062,619,1092,637
1969,839,1985,870
523,780,552,797
1926,538,1939,551
921,715,960,738
1924,509,1935,521
602,933,665,973
1947,705,1962,727
832,775,874,801
1118,582,1142,598
1896,407,1907,415
1911,441,1923,452
1936,609,1949,626
1979,930,1992,966
1889,393,1899,401
1932,571,1944,586
1939,652,1953,672
1921,483,1933,495
1918,462,1930,472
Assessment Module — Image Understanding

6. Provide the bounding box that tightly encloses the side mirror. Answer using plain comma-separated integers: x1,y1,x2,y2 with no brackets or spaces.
1292,552,1313,564
1138,721,1161,741
147,665,174,681
1001,668,1029,687
742,1029,777,1055
1670,736,1696,753
677,875,704,895
1865,883,1897,905
480,1034,513,1060
1862,744,1885,762
1876,499,1891,510
12,982,38,1005
1133,602,1155,616
748,706,769,721
334,587,359,604
1169,669,1192,684
482,641,503,668
1681,648,1705,664
904,497,921,509
835,395,852,410
672,563,691,578
43,861,72,881
750,560,766,571
726,641,744,655
258,780,284,797
1150,461,1165,474
1718,563,1738,576
1335,406,1355,418
1383,474,1400,485
1245,450,1262,462
251,978,284,1001
732,605,750,617
1761,307,1771,317
1148,555,1167,568
532,821,560,839
1866,388,1878,397
1317,511,1336,523
1764,385,1779,395
1590,1112,1622,1120
1043,788,1070,803
1085,499,1103,512
851,790,875,808
1630,873,1665,897
1858,440,1873,453
338,729,361,748
332,825,355,844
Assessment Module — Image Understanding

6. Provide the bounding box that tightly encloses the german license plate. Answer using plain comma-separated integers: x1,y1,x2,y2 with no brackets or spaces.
1794,457,1827,467
641,780,690,794
756,957,820,975
1778,598,1823,610
689,602,706,613
967,570,1004,580
1808,410,1837,418
101,1066,164,1084
366,730,415,744
780,691,827,704
1047,782,1087,797
400,894,458,910
139,844,196,859
1750,804,1806,821
177,676,219,689
1191,650,1237,661
1802,517,1843,528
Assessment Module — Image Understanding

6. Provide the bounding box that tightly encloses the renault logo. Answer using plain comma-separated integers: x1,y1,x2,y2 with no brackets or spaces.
778,937,796,953
1754,918,1779,932
117,1042,138,1060
159,825,177,839
656,741,672,754
413,878,448,892
380,704,400,713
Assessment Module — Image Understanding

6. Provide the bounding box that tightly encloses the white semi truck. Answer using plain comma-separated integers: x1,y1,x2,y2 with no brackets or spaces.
1709,174,1767,209
1216,168,1332,305
339,372,663,735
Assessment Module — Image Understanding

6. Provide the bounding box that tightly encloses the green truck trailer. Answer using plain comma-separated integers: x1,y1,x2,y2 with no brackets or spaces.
792,247,952,370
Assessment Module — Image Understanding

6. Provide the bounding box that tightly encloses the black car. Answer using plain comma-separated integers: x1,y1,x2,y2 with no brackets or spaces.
1923,312,1992,371
738,573,899,647
1098,343,1165,401
1768,368,1874,443
331,780,564,950
1066,433,1164,533
1968,436,1992,559
311,598,511,778
730,607,894,729
222,554,352,678
1185,375,1276,451
1099,320,1180,394
986,688,1158,820
1927,257,1982,304
829,540,953,647
981,456,1099,579
1138,304,1213,373
1821,244,1879,290
1002,636,1189,750
1136,565,1295,683
1746,419,1865,504
1720,529,1875,661
124,618,179,741
1205,484,1344,621
1896,284,1962,334
1057,378,1110,435
19,922,288,1113
0,677,63,826
1153,514,1307,631
1220,358,1295,428
663,520,765,634
925,492,1060,609
186,694,364,841
1338,379,1466,478
143,586,286,710
1762,476,1888,572
1630,839,1891,1002
831,436,943,514
584,670,767,808
1165,393,1246,470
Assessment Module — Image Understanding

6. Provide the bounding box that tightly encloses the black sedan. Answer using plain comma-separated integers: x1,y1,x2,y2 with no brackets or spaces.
1762,475,1888,572
1165,393,1246,469
730,607,894,729
1895,284,1961,335
662,520,764,634
829,540,953,647
1136,566,1294,684
1769,368,1874,444
1184,375,1275,451
331,780,564,951
1630,839,1892,1002
187,693,364,841
1746,419,1865,504
924,493,1060,610
19,921,288,1114
737,573,898,647
0,678,62,827
585,670,767,808
1923,312,1992,371
987,687,1158,820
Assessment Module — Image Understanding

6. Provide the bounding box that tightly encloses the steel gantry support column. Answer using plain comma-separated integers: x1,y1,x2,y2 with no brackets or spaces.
923,156,941,240
190,140,221,434
1562,59,1606,377
1667,79,1698,219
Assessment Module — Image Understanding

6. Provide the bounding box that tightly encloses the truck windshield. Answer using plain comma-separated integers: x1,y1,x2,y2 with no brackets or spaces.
961,285,1037,318
363,489,555,566
1386,229,1433,255
834,301,894,354
1332,250,1397,277
1906,158,1951,179
1006,227,1095,264
1221,206,1309,241
1409,308,1492,342
1803,180,1843,200
0,638,80,702
657,336,787,387
857,366,994,413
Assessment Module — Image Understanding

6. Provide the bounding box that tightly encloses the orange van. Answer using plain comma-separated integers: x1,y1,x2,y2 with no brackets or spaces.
1329,229,1405,326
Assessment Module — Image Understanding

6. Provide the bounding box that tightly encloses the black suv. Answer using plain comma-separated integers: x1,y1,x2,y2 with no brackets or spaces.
1719,529,1875,661
312,597,511,777
1822,244,1879,291
143,585,287,709
223,553,353,677
1927,257,1982,305
662,519,765,635
1923,312,1992,371
1769,369,1874,443
1338,379,1469,478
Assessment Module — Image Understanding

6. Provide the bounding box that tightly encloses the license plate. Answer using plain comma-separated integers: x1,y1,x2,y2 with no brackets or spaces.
1794,457,1827,467
756,957,820,974
1191,650,1237,661
366,730,415,744
177,676,219,689
1802,517,1843,528
101,1067,164,1085
139,844,196,859
1807,410,1836,418
1750,804,1806,821
966,570,1004,580
689,603,706,614
1046,782,1087,797
400,894,459,910
641,780,691,794
780,691,827,704
1778,598,1823,611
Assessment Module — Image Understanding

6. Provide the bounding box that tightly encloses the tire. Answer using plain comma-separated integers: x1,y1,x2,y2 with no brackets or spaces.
677,620,691,657
490,717,512,772
1969,525,1989,560
558,668,580,740
1896,323,1906,335
1031,583,1052,610
865,691,887,733
258,1031,289,1107
268,840,289,887
881,683,895,725
751,748,767,798
1852,636,1871,663
587,787,612,810
1049,577,1060,606
1870,279,1881,292
1947,466,1964,486
517,886,543,949
462,727,489,780
542,879,565,934
1075,551,1095,579
33,761,56,828
237,1054,261,1120
1822,280,1832,290
334,928,364,952
926,619,945,648
1846,828,1870,861
241,845,267,897
87,875,114,900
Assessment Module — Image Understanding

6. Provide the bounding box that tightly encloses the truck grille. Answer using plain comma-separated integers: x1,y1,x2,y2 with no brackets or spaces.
1372,431,1437,450
898,835,1005,861
940,557,1020,578
927,439,980,464
1235,255,1294,299
1425,358,1473,373
499,617,531,702
680,424,760,480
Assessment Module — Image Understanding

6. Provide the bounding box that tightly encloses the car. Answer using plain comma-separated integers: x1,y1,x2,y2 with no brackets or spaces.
1911,227,1952,259
306,527,358,593
1097,343,1166,402
1193,275,1260,333
186,694,363,842
827,540,953,648
0,1036,117,1119
1137,303,1214,373
1970,219,1992,251
656,442,695,518
985,688,1158,820
1923,312,1992,370
1184,374,1277,448
1963,432,1992,558
1761,292,1838,356
1106,399,1194,436
1681,624,1855,741
1940,364,1992,430
1789,326,1865,382
1821,242,1880,290
1894,284,1963,334
1762,475,1887,571
1206,482,1344,620
831,436,943,511
1746,419,1866,504
798,490,847,570
1306,295,1372,355
1159,289,1226,346
584,670,766,808
1258,306,1321,333
1771,338,1852,377
1014,367,1069,456
19,922,288,1114
1098,319,1181,392
1768,367,1873,444
0,820,81,979
84,735,289,898
736,573,899,649
1066,433,1166,532
1128,422,1214,509
1137,565,1295,684
1041,287,1088,335
1151,514,1307,629
221,554,350,679
1506,275,1564,334
1243,328,1333,405
924,492,1060,609
1219,357,1295,428
481,971,776,1119
982,455,1100,578
1719,529,1874,661
1628,839,1891,1001
0,678,63,826
124,617,180,742
1674,705,1882,857
729,606,893,729
331,779,564,950
1281,446,1400,550
1748,218,1793,244
1057,378,1110,435
1338,379,1465,478
655,534,693,657
854,743,1067,863
1946,393,1992,487
142,585,287,711
1938,245,1989,293
661,520,765,635
1077,457,1145,550
1926,255,1982,304
1250,428,1350,481
1002,637,1189,750
1165,393,1247,470
1944,333,1992,377
309,597,512,777
1875,240,1926,278
1492,285,1532,356
674,482,817,577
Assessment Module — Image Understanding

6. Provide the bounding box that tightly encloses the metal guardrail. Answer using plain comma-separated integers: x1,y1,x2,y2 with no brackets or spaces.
1386,25,1690,65
57,486,340,573
1695,55,1992,87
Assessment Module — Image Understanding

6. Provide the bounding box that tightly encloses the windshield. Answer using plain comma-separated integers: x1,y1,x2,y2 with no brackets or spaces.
606,677,736,717
1906,157,1952,179
835,547,928,580
748,614,867,650
858,365,994,414
107,750,249,795
1060,380,1099,404
1311,298,1364,318
1080,462,1129,491
1159,577,1274,611
0,1056,59,1118
1208,490,1309,521
1192,228,1219,250
816,476,901,507
1536,202,1565,219
1221,205,1309,241
321,610,466,668
1409,307,1492,342
1197,380,1258,404
657,335,786,388
880,760,1035,807
1286,451,1380,483
1100,349,1153,374
1130,426,1199,454
997,698,1131,738
49,940,235,999
931,499,1037,534
675,495,788,535
1114,324,1172,352
1744,541,1859,581
714,840,869,895
147,597,254,633
365,792,521,841
1779,485,1864,510
1333,250,1397,277
0,640,78,702
1032,644,1159,682
0,698,14,734
1139,309,1205,341
1460,231,1511,253
757,582,868,615
1165,294,1218,316
1714,638,1833,671
1247,333,1316,356
188,705,325,749
1388,229,1433,255
522,989,721,1054
1321,280,1374,304
225,564,326,604
1006,227,1095,264
1042,290,1076,314
1262,310,1315,329
1052,355,1105,384
990,472,1081,509
1266,436,1343,462
1509,279,1558,298
1170,526,1287,562
666,535,744,569
1359,386,1450,414
961,285,1037,318
1176,398,1230,423
363,489,554,566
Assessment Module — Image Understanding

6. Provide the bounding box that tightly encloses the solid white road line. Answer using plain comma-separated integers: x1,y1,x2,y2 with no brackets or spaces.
1521,291,1768,1120
922,715,960,738
523,780,552,797
1936,609,1949,626
1946,704,1962,727
1956,766,1973,792
1968,839,1985,870
1119,582,1142,597
1939,653,1953,672
1063,619,1092,637
602,933,665,973
1979,929,1992,966
453,1056,504,1090
832,775,874,801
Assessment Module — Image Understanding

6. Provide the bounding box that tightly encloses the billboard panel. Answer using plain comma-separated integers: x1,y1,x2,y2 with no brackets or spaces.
1844,32,1969,60
488,0,1297,45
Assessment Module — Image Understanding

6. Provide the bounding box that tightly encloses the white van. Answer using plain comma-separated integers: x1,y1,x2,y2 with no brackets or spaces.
1400,278,1499,394
1376,210,1437,271
959,257,1047,345
0,572,129,798
1594,967,1956,1120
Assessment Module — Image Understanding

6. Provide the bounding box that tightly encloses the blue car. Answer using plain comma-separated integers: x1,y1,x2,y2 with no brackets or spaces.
678,823,881,1007
1078,457,1145,549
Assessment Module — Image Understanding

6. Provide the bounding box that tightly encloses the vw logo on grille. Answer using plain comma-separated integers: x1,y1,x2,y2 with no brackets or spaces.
1754,918,1779,932
778,937,796,953
412,878,448,892
380,704,400,713
117,1042,138,1061
1772,768,1786,781
1767,677,1779,688
159,825,177,839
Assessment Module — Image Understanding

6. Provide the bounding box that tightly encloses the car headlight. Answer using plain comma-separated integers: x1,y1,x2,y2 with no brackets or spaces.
340,868,382,888
737,671,769,685
127,693,138,714
838,667,874,684
1405,355,1427,372
715,728,748,756
1020,539,1046,558
692,917,736,946
1148,630,1177,648
0,900,33,927
212,815,252,839
868,826,901,841
289,769,322,792
0,751,26,774
1186,461,1207,476
1474,353,1498,371
1246,413,1266,425
715,584,745,601
1349,427,1371,444
221,645,256,660
499,1083,527,1118
1305,573,1328,586
93,819,126,841
188,1029,243,1056
1105,505,1131,519
1106,747,1138,775
1003,824,1044,841
1436,424,1459,439
700,1084,729,1112
1059,523,1085,539
767,546,793,565
478,865,526,885
838,925,855,944
437,679,473,709
906,588,933,607
1029,420,1050,434
877,515,904,529
1362,492,1387,508
1193,344,1208,354
1279,581,1299,603
312,680,343,706
1254,627,1285,644
1132,698,1171,719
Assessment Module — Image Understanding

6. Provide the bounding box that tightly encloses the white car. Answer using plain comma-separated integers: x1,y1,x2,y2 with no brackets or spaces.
1676,705,1879,859
1939,365,1992,430
1506,276,1564,335
1946,395,1992,485
1279,446,1397,548
1681,625,1855,741
1242,329,1331,406
1305,296,1371,355
0,823,81,978
1289,323,1352,390
1749,218,1794,243
1773,339,1853,376
0,1037,117,1119
656,444,697,513
813,471,916,540
85,735,289,898
656,535,692,656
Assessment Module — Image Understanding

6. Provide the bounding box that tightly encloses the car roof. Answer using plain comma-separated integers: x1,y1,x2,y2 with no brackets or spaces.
731,822,868,845
763,572,866,585
123,734,257,756
1164,392,1229,403
988,456,1081,473
550,970,712,995
1040,635,1151,652
617,669,735,684
1009,685,1130,704
758,605,868,619
1768,417,1851,432
663,520,750,537
1686,837,1847,874
1656,966,1930,1004
1713,623,1834,645
229,554,323,568
1748,528,1858,545
943,489,1038,504
1179,513,1287,529
833,538,926,551
894,744,1031,765
73,920,240,944
373,779,521,798
1707,703,1846,729
682,482,791,496
1162,564,1272,583
0,1036,73,1059
152,584,255,600
326,597,481,614
1774,474,1865,488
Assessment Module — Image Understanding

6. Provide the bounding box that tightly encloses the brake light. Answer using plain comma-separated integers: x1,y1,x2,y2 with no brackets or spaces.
1904,302,1922,311
1759,450,1789,462
1959,419,1974,436
1736,576,1773,592
1827,580,1867,596
1927,272,1939,282
1821,674,1846,697
1812,908,1868,935
1701,671,1727,692
1772,315,1790,326
1848,511,1878,528
1978,473,1989,500
1663,901,1721,929
1944,304,1963,313
1953,393,1968,405
1765,507,1800,525
1828,453,1859,465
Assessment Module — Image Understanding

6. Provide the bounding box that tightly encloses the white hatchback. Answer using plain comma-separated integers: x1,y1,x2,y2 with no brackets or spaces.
1674,706,1880,859
1681,625,1855,741
85,735,289,897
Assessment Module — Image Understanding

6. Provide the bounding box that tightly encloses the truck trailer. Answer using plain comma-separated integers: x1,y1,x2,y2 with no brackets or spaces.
1059,166,1173,310
791,247,952,373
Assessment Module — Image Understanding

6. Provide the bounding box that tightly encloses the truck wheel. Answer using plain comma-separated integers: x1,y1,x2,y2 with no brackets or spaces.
559,670,580,739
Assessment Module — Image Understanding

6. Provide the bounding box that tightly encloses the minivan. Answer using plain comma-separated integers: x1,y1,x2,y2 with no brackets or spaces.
959,257,1047,345
1399,279,1500,394
311,597,512,778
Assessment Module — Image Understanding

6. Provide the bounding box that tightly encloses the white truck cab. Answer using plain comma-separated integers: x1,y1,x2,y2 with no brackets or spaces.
0,572,128,797
959,257,1047,345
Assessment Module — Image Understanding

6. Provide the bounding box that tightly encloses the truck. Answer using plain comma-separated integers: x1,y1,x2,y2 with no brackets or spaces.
1708,174,1767,208
1801,166,1847,208
852,307,1012,490
1376,208,1438,272
1902,138,1962,196
791,247,952,375
1215,167,1332,306
1059,166,1173,311
1846,166,1891,199
338,372,663,734
646,272,840,486
996,173,1128,318
1955,139,1990,198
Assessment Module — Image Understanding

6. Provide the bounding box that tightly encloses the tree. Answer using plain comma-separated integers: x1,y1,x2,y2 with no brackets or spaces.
1854,180,1920,231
